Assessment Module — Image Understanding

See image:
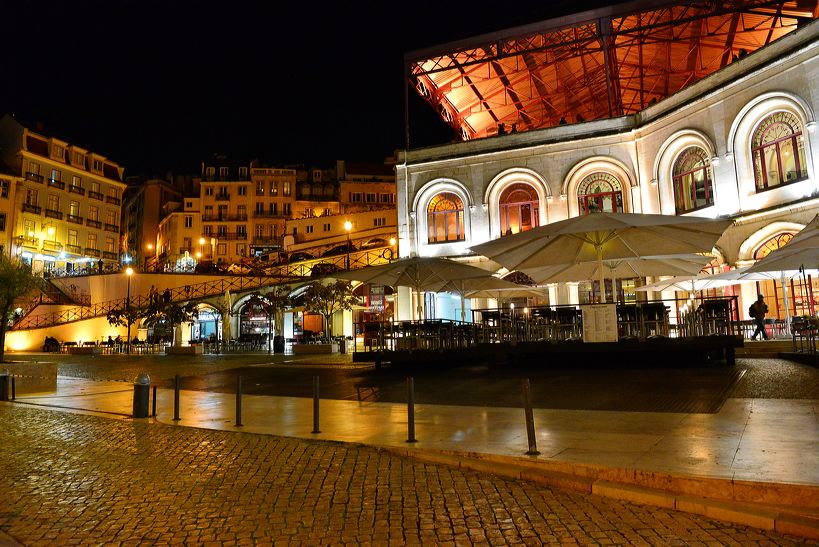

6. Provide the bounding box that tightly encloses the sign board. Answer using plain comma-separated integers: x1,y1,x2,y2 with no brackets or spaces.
581,304,618,343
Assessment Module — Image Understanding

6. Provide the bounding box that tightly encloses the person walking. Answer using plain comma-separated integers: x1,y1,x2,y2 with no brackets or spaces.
750,294,769,340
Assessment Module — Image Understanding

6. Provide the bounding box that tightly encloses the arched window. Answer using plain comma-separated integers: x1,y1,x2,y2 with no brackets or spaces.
753,232,794,260
577,173,623,215
427,192,465,244
751,111,808,191
499,183,539,236
672,147,713,214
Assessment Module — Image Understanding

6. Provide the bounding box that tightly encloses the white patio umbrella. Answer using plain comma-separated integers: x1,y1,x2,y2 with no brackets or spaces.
332,256,493,320
471,213,732,302
437,275,542,322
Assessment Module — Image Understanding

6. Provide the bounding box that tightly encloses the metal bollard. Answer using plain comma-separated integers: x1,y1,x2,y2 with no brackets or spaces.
311,375,321,434
235,376,243,427
152,385,157,417
0,369,10,401
173,374,181,421
407,377,417,443
132,373,151,418
11,377,15,400
522,378,540,455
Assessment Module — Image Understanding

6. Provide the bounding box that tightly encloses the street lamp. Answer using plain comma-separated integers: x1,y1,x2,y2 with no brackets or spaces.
145,242,153,271
125,267,134,354
343,220,353,270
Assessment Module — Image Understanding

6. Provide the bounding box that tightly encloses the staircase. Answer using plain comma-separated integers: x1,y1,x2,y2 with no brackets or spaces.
735,339,794,358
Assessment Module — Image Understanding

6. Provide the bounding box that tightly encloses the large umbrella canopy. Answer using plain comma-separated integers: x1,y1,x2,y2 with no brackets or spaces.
436,275,540,322
522,254,711,284
471,213,732,301
745,214,819,274
332,256,494,319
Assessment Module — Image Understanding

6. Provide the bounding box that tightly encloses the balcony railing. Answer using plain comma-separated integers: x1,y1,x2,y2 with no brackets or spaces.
65,244,82,255
104,223,119,233
85,247,101,257
48,178,65,190
106,196,121,205
102,251,118,260
43,240,62,252
88,190,104,201
252,236,281,246
214,193,230,201
22,203,41,214
25,172,44,183
202,214,248,222
253,211,283,218
209,232,247,241
86,219,102,229
45,209,63,220
67,214,84,224
68,185,85,195
16,236,39,248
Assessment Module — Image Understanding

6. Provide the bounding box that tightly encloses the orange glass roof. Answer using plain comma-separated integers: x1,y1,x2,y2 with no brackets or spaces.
405,0,818,141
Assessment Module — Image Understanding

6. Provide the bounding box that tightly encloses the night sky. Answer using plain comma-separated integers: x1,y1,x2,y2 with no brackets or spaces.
2,1,609,177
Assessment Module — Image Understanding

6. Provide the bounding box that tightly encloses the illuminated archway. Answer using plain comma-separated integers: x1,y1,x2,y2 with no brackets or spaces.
562,157,636,217
411,178,474,256
484,168,550,239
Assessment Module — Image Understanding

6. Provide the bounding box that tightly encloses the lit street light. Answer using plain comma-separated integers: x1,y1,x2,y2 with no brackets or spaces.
344,220,353,270
126,267,134,354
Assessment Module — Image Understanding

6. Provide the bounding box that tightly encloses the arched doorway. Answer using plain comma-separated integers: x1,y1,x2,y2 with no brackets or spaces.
499,183,540,236
190,304,221,342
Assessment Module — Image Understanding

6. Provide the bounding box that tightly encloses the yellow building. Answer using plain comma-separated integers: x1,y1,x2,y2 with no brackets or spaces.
0,114,126,272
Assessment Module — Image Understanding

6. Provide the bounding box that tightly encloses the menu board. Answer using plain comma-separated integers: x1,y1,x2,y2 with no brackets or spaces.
581,304,618,343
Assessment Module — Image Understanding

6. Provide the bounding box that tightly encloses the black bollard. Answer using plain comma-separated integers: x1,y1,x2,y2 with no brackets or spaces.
522,378,540,455
152,385,157,417
173,374,181,421
11,377,15,401
0,369,8,402
132,373,151,418
235,376,243,427
407,377,417,443
311,375,321,434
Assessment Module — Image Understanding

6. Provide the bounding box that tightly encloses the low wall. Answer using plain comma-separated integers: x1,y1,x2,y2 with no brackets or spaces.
5,316,128,353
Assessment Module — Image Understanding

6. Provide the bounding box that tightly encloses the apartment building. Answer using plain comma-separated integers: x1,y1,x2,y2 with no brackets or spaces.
122,178,183,268
0,114,125,272
156,197,201,270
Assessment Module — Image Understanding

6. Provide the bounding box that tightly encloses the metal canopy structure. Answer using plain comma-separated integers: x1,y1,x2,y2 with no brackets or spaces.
405,0,818,143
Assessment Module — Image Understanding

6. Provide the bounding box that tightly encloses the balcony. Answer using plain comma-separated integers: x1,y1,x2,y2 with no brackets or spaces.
25,172,44,183
202,214,248,222
68,185,85,195
48,178,65,190
65,244,82,255
85,247,101,257
106,196,121,205
252,236,280,246
45,209,63,220
102,251,118,260
67,214,84,224
42,240,62,252
214,193,230,201
253,210,283,218
22,203,41,214
15,236,39,248
210,232,247,241
86,219,102,229
104,223,119,233
88,190,104,201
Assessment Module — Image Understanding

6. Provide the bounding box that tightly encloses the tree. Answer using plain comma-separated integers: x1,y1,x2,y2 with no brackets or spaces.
144,301,199,346
302,280,357,341
0,255,40,362
263,285,292,339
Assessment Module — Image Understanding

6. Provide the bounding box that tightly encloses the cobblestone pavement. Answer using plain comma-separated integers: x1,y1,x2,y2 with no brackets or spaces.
1,405,814,546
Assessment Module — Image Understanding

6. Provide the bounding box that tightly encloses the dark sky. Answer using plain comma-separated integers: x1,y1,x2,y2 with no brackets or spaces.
2,0,609,177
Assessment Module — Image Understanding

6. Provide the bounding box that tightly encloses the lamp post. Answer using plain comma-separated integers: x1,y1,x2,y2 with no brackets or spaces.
344,220,352,270
145,243,153,272
125,267,134,354
199,237,206,259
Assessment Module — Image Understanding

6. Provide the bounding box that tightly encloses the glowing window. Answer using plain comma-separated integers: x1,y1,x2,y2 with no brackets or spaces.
753,232,794,260
577,173,623,215
672,147,713,214
752,111,808,191
427,192,464,244
499,183,539,236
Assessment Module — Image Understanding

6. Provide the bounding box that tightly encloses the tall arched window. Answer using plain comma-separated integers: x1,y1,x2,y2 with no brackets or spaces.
499,183,539,236
673,147,713,214
752,111,808,191
427,192,465,244
577,173,623,215
753,232,794,260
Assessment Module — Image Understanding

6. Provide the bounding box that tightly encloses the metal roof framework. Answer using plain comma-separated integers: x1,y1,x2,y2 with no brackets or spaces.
404,0,818,144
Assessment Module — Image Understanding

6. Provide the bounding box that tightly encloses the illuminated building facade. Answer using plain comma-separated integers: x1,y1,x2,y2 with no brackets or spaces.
397,2,819,321
122,178,183,268
0,114,126,272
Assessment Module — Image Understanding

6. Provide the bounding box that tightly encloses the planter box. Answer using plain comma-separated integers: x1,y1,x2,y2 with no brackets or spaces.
166,345,204,355
292,343,339,354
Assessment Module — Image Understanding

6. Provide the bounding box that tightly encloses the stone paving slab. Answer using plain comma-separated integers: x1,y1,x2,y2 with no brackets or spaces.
1,405,814,546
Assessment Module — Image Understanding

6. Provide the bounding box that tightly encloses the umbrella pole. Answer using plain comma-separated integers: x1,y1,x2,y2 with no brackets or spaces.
598,246,606,304
781,271,791,330
461,295,466,323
